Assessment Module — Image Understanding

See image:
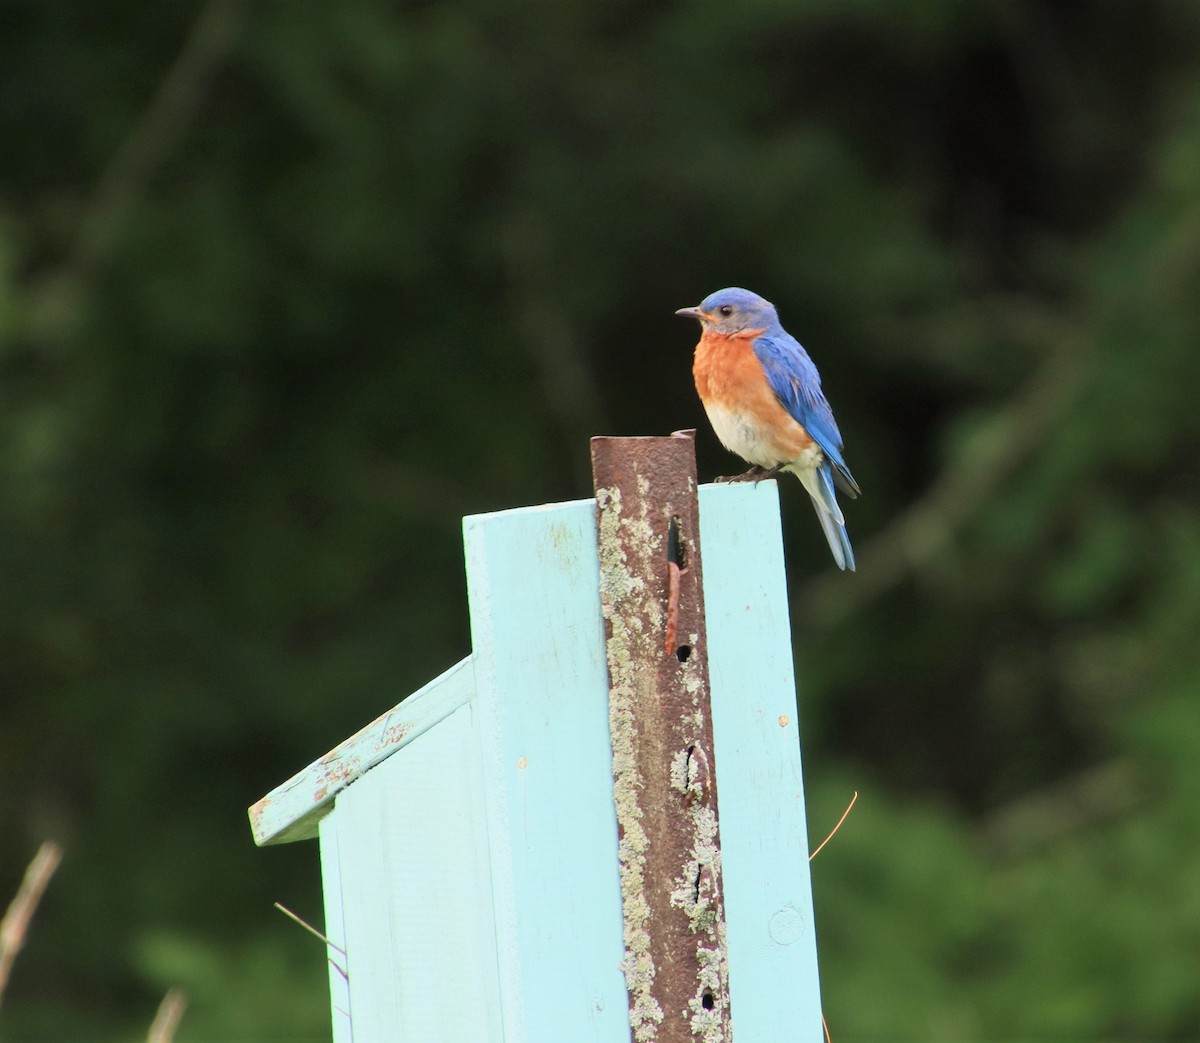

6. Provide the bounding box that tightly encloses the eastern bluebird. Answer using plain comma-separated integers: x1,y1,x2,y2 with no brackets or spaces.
676,287,860,571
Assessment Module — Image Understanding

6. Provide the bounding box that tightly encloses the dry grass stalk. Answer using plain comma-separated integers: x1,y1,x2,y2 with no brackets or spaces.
147,987,188,1043
0,841,63,1009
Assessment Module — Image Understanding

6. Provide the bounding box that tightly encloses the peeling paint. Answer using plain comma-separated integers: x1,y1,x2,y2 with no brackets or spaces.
248,657,475,846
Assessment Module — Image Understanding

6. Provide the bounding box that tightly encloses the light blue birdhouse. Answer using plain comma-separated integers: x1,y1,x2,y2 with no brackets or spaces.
250,472,823,1042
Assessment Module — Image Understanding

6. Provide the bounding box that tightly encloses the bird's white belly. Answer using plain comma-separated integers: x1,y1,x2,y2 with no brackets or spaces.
703,403,782,468
703,402,823,473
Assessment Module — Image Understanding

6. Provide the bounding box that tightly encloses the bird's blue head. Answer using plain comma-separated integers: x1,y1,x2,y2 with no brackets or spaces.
675,287,779,336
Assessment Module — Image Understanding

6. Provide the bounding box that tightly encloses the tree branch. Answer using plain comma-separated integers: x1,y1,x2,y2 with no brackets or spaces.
64,0,250,286
797,308,1086,628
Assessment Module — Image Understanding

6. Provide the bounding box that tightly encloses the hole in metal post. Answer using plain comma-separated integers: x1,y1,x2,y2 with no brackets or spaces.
667,516,687,569
676,644,692,662
665,517,687,656
683,743,710,803
701,990,715,1010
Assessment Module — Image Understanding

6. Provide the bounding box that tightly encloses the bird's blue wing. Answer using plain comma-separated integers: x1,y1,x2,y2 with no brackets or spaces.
752,330,860,496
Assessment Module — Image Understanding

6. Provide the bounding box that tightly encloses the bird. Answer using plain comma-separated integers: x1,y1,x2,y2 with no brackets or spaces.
676,287,860,571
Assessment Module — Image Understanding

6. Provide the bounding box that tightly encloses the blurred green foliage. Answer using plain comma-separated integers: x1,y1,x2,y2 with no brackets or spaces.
2,0,1199,1039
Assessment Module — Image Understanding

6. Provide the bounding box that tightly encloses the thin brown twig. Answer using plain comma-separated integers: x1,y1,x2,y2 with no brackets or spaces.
274,902,349,982
0,841,63,1009
809,791,858,1043
273,901,345,956
63,0,250,286
809,791,858,862
146,987,188,1043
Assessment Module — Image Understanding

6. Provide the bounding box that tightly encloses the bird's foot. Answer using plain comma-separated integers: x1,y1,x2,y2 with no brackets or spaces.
716,465,781,484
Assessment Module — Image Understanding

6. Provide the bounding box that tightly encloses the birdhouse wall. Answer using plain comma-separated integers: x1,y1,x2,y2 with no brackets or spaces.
261,481,823,1041
317,695,502,1041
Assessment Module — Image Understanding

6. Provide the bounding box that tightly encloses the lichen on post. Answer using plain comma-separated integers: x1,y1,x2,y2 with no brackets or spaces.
591,431,733,1043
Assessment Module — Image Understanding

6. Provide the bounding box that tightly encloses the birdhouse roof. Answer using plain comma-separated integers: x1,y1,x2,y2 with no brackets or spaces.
248,657,474,845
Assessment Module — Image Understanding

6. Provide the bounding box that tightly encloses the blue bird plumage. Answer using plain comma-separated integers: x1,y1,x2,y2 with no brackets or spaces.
677,287,859,570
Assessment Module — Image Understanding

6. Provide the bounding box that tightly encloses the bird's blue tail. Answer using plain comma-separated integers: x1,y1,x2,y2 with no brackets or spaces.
808,463,856,571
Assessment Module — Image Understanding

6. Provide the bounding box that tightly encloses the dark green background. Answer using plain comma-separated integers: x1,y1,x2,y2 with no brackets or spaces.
3,1,1199,1038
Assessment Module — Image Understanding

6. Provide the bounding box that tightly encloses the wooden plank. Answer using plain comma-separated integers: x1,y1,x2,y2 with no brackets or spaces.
317,813,353,1043
464,498,630,1043
328,702,503,1040
698,481,824,1041
248,657,474,846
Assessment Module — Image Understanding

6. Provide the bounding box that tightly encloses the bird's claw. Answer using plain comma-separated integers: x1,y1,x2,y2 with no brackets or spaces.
716,465,782,485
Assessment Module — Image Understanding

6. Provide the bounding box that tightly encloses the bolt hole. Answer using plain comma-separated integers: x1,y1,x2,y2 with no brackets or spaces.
676,644,692,662
701,990,715,1010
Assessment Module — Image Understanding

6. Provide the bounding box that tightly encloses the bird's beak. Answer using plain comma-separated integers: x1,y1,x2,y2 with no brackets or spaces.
675,306,706,321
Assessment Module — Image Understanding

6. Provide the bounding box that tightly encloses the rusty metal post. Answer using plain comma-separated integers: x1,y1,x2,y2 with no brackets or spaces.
591,430,733,1043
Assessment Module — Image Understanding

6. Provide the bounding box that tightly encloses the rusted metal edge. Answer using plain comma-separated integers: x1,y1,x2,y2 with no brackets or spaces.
591,430,733,1043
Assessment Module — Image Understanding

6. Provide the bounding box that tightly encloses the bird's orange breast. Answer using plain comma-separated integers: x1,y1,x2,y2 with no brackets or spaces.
692,329,815,460
693,328,769,405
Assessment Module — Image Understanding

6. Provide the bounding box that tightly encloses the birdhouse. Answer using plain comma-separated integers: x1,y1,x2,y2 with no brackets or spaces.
249,434,824,1042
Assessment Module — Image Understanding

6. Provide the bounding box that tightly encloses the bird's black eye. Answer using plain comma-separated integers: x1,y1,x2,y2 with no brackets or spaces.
718,305,734,317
